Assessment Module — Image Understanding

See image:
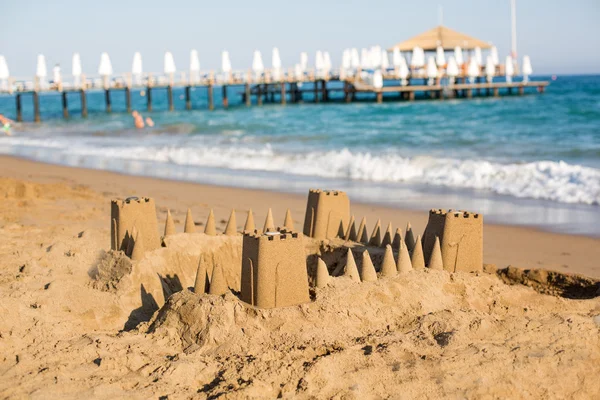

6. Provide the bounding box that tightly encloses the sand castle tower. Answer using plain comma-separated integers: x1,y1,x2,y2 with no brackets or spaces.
422,209,483,273
303,189,350,240
240,228,310,308
111,197,160,255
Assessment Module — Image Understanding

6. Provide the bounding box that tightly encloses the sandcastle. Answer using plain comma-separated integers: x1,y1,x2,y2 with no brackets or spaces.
422,209,483,273
240,228,310,308
303,189,350,240
111,197,160,254
108,190,484,311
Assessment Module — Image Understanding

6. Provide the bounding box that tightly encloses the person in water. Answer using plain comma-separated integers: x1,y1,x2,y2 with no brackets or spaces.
132,111,154,129
0,114,13,136
132,110,145,129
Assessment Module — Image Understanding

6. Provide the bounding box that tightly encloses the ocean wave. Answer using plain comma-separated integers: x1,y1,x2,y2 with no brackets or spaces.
2,137,599,205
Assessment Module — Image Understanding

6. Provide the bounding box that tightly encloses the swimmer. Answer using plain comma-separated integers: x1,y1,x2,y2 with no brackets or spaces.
0,114,13,136
145,117,154,127
131,110,144,129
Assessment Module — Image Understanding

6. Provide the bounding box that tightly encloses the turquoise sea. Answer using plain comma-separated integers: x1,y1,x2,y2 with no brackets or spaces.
0,75,599,235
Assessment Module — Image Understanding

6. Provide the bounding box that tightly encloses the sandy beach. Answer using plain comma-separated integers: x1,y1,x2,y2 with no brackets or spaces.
0,154,599,399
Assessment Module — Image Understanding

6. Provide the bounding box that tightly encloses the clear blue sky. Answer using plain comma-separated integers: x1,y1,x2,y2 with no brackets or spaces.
1,0,599,77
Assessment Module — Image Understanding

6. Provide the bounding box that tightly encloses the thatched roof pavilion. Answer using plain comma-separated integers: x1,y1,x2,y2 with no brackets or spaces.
388,25,492,51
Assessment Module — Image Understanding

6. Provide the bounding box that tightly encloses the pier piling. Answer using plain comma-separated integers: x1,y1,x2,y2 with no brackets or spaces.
207,84,214,111
257,85,263,106
104,89,111,113
15,93,22,122
80,89,88,118
280,83,286,105
62,91,69,119
147,87,152,112
314,81,319,103
245,83,251,106
125,87,132,113
222,85,229,109
33,91,41,123
185,86,191,110
167,85,174,111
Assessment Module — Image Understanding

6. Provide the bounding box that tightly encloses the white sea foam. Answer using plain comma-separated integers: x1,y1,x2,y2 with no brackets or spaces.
2,137,599,206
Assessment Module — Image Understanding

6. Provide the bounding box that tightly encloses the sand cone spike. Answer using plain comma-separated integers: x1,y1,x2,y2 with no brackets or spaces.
244,209,255,232
224,209,237,236
428,236,444,270
263,208,275,233
405,222,416,253
164,209,176,237
380,244,397,277
397,241,413,274
344,248,360,282
194,255,209,294
204,209,216,236
356,217,368,244
369,219,382,247
283,209,294,231
360,250,378,282
392,228,403,251
315,257,331,288
208,263,229,295
345,215,357,241
381,222,393,247
184,208,196,233
411,235,425,270
131,230,145,261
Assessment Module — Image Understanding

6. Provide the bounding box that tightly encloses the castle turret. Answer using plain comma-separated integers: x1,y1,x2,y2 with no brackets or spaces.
303,189,350,240
422,209,483,272
111,197,160,256
240,228,310,308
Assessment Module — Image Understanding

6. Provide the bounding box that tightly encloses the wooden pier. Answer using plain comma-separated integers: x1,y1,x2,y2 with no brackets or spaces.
0,70,549,122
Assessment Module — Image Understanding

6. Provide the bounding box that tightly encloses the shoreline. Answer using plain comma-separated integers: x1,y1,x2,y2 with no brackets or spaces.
1,154,599,278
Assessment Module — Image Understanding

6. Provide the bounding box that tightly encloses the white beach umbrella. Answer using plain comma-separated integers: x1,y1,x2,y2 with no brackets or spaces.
0,56,9,91
372,69,383,89
0,55,9,79
398,57,409,85
323,52,332,72
272,47,282,69
221,51,232,72
190,50,200,72
252,50,264,74
315,50,324,71
350,48,360,69
131,52,143,85
485,55,495,82
411,47,424,68
426,56,438,83
71,53,82,77
164,51,176,74
98,52,112,76
300,52,308,71
454,46,464,66
392,48,402,67
36,54,47,78
522,55,533,82
52,64,61,84
271,47,282,80
467,57,479,82
360,48,369,69
381,50,389,70
342,49,351,72
188,50,200,84
490,46,499,66
370,46,382,69
446,56,459,81
294,64,303,80
436,46,446,67
505,55,514,83
474,47,483,66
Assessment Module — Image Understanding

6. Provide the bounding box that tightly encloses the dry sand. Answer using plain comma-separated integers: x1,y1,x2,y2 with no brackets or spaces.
0,155,599,399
